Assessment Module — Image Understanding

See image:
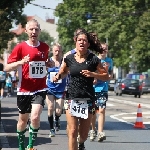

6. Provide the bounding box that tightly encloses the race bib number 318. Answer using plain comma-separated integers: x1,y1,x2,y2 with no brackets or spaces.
70,100,88,119
29,61,46,78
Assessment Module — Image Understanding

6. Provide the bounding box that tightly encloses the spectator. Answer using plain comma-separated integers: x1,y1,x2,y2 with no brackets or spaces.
0,63,6,99
5,73,12,97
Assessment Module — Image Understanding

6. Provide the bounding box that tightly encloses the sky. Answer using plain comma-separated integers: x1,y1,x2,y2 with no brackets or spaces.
23,0,63,22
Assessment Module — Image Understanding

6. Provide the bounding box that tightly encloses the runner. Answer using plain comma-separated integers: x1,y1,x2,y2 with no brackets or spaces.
4,19,50,150
90,43,113,142
5,73,12,97
53,29,109,150
9,70,17,94
62,28,88,136
0,63,6,99
46,43,67,137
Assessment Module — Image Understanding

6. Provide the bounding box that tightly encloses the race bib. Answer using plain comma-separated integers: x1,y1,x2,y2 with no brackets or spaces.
50,72,62,83
29,61,46,78
70,100,88,119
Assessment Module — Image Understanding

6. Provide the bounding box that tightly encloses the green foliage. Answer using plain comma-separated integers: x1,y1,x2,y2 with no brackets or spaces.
39,30,54,47
0,0,34,53
17,32,28,42
132,10,150,72
54,0,150,72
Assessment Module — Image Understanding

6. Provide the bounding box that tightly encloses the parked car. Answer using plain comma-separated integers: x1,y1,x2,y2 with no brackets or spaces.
114,78,142,98
108,79,116,91
114,79,124,96
140,78,150,94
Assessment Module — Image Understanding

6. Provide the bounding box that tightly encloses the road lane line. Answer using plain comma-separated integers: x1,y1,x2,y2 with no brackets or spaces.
110,112,150,128
109,98,150,108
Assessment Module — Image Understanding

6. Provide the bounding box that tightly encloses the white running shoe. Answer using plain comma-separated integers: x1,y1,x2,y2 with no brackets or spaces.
49,129,55,137
97,132,106,142
89,130,96,141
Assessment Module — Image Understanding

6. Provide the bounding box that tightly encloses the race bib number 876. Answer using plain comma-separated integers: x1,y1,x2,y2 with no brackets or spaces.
29,61,46,78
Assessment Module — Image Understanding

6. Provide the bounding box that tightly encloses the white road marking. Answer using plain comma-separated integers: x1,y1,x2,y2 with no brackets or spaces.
109,98,150,108
109,97,150,127
122,117,136,119
110,112,150,128
143,122,150,124
107,103,114,106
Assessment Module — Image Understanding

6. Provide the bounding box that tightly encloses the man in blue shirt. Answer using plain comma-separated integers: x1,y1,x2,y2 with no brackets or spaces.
90,43,113,142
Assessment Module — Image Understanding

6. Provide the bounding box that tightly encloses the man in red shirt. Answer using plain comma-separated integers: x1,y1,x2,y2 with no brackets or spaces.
4,19,50,150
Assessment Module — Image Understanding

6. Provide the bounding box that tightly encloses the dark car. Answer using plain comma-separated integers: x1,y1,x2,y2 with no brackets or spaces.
140,78,150,94
114,78,142,98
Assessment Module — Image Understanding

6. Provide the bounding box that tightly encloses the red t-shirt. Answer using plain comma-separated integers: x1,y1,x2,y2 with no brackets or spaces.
8,41,49,94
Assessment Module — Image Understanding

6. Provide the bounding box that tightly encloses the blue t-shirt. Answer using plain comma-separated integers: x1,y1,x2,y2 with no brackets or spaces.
94,57,113,92
6,76,12,87
46,58,67,93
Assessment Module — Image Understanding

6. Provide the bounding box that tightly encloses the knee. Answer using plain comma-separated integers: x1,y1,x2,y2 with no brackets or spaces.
99,108,105,114
68,127,78,138
48,106,54,115
30,115,39,123
55,108,62,116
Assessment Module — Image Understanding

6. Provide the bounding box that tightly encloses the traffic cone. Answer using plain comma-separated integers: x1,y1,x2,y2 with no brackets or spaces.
134,104,146,129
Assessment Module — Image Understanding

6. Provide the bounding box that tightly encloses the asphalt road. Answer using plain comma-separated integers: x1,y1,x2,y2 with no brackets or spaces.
0,92,150,150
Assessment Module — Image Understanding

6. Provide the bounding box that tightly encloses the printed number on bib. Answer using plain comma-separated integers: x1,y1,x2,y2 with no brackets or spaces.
29,61,46,78
70,100,88,119
50,72,62,83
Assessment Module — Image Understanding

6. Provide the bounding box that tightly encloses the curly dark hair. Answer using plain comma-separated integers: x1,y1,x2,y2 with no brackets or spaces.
74,30,103,54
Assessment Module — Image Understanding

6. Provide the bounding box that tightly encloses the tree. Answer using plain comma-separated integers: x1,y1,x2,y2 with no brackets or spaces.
39,30,54,47
132,9,150,72
55,0,100,52
0,0,34,53
54,0,149,72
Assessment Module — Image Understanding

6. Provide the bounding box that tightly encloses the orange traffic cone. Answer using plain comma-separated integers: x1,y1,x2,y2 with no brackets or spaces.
134,104,145,129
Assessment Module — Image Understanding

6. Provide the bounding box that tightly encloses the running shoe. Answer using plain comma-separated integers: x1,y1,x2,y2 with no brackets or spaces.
89,130,96,141
78,142,86,150
97,132,106,142
49,129,55,137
